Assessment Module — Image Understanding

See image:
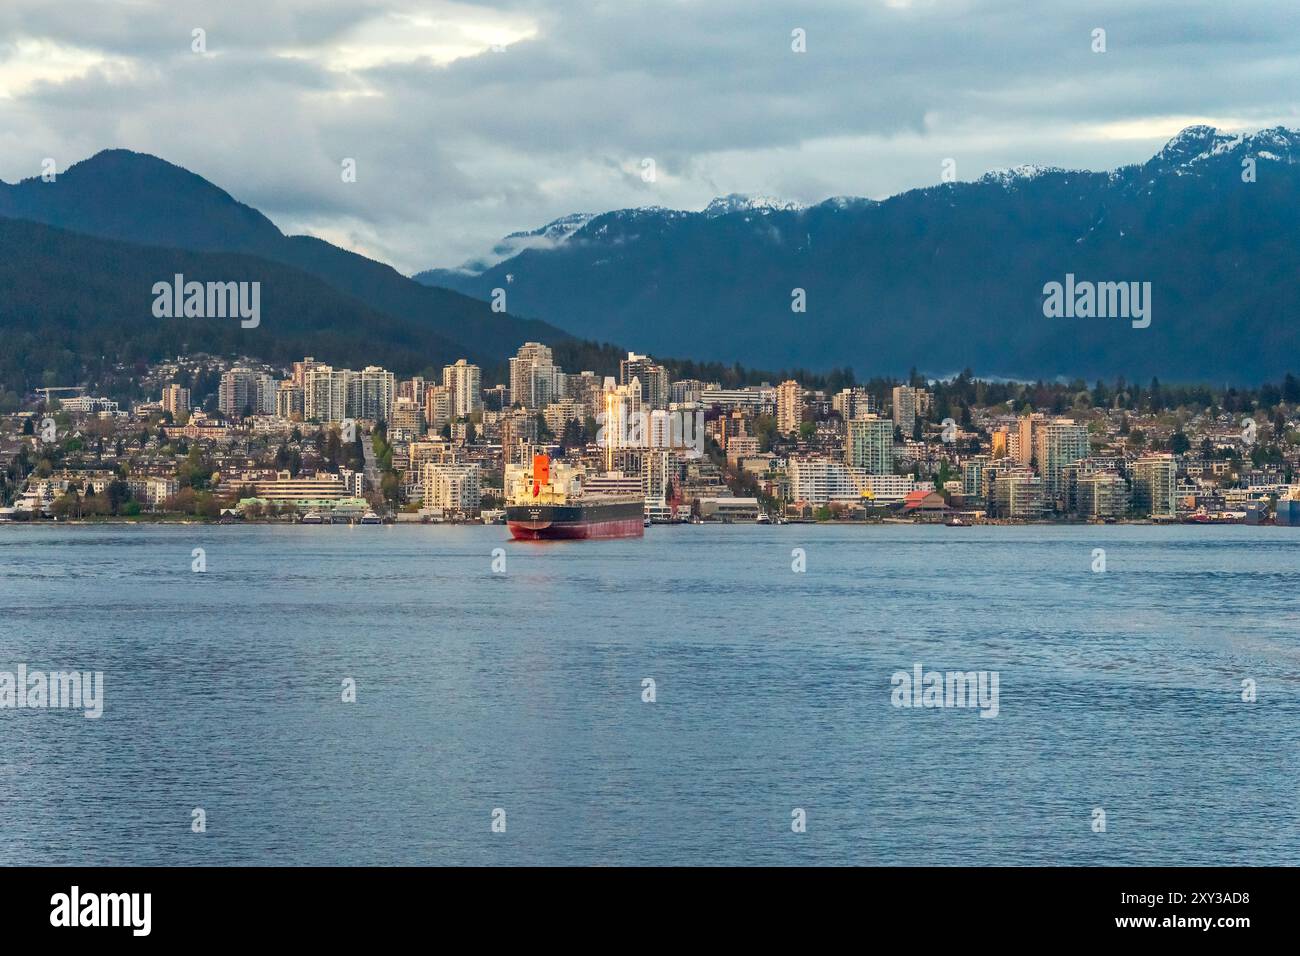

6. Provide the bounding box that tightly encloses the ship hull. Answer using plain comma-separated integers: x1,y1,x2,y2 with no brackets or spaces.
506,499,644,540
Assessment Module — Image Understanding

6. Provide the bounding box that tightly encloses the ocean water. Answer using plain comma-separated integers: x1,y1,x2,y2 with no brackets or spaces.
0,522,1297,866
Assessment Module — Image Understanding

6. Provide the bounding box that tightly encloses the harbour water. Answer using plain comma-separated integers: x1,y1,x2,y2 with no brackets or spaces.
1,523,1297,865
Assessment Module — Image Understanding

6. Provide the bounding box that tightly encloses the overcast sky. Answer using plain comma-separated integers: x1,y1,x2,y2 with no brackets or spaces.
2,0,1297,273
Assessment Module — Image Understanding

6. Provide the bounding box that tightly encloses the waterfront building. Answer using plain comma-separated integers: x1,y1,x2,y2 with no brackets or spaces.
860,473,915,504
992,471,1044,519
1035,419,1091,510
250,471,351,501
1075,472,1130,518
789,457,873,505
962,455,991,501
421,461,481,514
1132,454,1178,517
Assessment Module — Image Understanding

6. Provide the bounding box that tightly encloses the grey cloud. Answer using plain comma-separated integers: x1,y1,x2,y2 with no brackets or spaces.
1,0,1298,272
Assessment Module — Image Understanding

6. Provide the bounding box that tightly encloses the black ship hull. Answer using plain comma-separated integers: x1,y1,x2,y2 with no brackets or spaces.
506,498,644,540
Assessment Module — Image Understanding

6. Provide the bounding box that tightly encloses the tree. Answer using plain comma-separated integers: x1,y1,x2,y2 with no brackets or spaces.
106,479,131,514
51,492,79,519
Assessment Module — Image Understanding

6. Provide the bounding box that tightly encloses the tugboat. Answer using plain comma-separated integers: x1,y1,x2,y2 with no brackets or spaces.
505,455,644,540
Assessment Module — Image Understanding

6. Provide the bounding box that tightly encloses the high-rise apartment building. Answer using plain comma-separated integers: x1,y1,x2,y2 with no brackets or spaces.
993,471,1044,519
303,366,351,423
218,368,274,417
892,385,930,435
1016,412,1044,467
275,381,303,420
1035,419,1091,509
442,359,482,419
845,415,895,475
350,366,395,423
424,384,451,434
620,352,669,409
161,383,190,417
1075,472,1130,518
1132,455,1177,517
421,462,481,513
509,342,561,409
833,387,876,421
776,379,803,435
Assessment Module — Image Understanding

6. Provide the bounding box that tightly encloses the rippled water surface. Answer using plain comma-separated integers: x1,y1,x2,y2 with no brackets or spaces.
1,522,1297,865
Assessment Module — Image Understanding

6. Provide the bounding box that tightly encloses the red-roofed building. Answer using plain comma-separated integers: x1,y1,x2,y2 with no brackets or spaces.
901,489,949,521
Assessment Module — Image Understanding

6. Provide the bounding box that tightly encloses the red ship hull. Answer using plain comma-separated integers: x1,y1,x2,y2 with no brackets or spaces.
506,499,644,540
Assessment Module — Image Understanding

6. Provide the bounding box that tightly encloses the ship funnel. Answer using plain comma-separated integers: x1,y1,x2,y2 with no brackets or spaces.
532,454,550,497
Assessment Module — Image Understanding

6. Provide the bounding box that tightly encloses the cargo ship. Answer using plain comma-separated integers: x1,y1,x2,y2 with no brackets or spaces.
505,455,644,540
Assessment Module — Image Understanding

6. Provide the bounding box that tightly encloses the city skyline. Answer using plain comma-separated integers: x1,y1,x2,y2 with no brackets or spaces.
5,338,1294,527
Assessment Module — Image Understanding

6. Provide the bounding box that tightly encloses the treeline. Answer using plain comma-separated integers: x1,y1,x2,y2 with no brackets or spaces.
916,370,1300,421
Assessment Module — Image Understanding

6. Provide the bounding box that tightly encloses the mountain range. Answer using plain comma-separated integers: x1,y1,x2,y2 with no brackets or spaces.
417,126,1300,384
2,128,1298,396
0,150,570,395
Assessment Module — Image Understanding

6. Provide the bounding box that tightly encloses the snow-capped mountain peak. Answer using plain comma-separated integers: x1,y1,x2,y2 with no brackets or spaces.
979,164,1065,187
702,193,807,217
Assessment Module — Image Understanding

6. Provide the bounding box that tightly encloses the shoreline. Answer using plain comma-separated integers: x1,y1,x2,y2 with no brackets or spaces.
0,517,1278,528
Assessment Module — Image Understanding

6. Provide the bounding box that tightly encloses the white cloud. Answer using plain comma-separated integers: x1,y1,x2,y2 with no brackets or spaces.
0,38,134,98
277,4,537,72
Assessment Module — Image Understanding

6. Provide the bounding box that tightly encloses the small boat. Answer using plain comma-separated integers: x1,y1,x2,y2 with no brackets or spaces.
945,516,968,527
480,509,506,525
756,513,772,524
301,512,323,525
360,511,382,525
